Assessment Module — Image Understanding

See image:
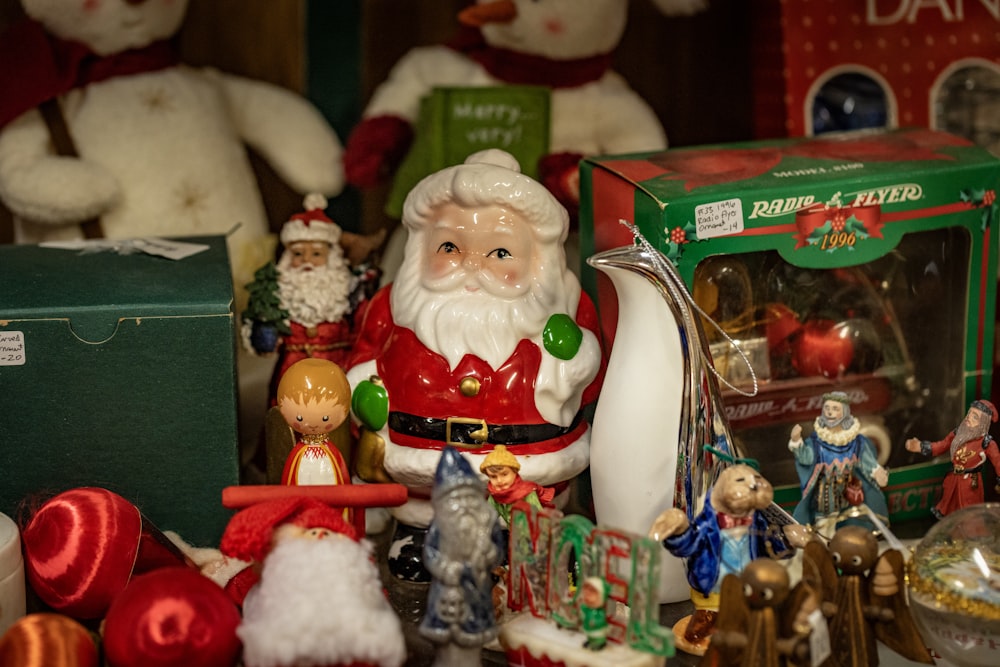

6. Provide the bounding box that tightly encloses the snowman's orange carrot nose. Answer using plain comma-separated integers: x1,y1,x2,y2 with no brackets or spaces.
458,0,518,27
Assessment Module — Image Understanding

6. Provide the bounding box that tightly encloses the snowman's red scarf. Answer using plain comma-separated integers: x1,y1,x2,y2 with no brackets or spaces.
448,26,613,89
0,18,179,129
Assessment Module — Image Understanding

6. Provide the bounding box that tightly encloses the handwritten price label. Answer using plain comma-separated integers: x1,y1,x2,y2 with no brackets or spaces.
0,331,26,366
695,198,744,239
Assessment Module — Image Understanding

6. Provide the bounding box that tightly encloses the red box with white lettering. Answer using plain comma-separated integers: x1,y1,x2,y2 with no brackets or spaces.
579,128,1000,522
752,0,1000,153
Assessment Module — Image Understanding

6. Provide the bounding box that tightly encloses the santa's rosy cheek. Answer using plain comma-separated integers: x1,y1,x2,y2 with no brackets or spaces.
544,18,565,35
427,252,462,275
83,0,100,11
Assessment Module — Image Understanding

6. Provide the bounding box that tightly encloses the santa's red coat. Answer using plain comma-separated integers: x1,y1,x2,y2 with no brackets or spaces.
924,432,1000,516
345,285,604,456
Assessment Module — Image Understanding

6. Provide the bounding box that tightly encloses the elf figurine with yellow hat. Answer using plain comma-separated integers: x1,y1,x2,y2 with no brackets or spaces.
480,445,555,528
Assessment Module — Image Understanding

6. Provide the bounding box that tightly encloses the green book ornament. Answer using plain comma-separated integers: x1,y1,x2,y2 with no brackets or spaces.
386,85,551,218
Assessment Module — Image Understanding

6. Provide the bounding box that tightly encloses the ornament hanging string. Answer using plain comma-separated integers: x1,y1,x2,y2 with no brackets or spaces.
618,219,759,398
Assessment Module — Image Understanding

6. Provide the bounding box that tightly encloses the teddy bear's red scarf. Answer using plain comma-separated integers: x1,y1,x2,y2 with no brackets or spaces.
0,18,178,129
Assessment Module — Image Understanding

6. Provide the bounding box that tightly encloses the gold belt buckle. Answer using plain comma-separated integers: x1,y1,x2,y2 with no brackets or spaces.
445,417,489,448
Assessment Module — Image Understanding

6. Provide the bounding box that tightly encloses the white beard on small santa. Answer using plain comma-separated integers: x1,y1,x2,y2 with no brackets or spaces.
238,535,406,667
276,247,356,329
951,413,990,454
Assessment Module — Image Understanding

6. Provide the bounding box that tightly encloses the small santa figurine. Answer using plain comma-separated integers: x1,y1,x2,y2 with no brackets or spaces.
219,496,406,667
346,148,605,581
420,447,505,665
242,194,360,403
906,398,1000,518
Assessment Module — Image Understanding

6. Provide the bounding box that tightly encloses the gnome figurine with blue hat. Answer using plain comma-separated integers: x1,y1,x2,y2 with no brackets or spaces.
420,446,504,666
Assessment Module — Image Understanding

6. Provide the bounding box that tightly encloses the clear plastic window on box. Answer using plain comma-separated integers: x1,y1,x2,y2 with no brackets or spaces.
695,227,970,488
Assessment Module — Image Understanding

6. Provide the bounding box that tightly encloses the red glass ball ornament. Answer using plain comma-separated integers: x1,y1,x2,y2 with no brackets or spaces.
764,302,802,351
102,567,242,667
792,319,855,378
21,488,142,619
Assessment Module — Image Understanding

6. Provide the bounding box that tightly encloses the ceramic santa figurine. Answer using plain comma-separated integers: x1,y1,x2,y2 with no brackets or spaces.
242,194,359,402
219,496,406,667
346,148,605,581
905,399,1000,518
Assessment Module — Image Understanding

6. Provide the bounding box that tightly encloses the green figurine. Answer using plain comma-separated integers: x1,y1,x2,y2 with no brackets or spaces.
580,576,610,651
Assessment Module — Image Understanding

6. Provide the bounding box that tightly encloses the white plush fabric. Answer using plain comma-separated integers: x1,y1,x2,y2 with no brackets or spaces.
365,44,666,159
239,536,406,667
0,0,344,293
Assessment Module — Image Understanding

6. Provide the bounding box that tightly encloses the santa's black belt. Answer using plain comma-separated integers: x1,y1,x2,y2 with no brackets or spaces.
388,411,581,448
954,464,983,474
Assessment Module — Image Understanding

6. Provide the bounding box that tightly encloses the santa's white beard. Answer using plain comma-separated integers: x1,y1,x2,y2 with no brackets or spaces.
952,419,989,453
277,258,356,328
239,537,406,667
390,251,577,371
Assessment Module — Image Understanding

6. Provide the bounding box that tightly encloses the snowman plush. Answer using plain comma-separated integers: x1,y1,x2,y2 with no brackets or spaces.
343,0,706,279
0,0,344,293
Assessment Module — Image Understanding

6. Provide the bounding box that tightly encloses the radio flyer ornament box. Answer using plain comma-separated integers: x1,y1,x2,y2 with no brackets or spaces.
751,0,1000,153
579,128,1000,523
0,237,239,546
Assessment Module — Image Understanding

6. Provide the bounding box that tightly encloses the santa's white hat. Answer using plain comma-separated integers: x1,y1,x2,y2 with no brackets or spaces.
402,149,569,245
279,193,343,247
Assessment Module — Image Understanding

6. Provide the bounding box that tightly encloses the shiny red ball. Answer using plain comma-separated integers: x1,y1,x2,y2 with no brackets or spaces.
102,567,241,667
764,302,802,351
792,319,855,378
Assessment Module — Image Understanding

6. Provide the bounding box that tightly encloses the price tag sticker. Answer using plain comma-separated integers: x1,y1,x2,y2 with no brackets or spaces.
808,608,831,667
0,331,26,366
695,198,744,239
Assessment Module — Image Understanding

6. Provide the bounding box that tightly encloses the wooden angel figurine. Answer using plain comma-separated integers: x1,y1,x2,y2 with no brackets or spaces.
703,558,817,667
801,525,933,667
272,359,352,492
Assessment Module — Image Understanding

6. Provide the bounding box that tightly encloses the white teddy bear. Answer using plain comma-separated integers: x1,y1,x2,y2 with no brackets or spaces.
0,0,344,293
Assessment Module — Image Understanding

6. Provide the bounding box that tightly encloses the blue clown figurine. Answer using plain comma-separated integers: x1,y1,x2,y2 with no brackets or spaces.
420,447,505,664
788,391,889,539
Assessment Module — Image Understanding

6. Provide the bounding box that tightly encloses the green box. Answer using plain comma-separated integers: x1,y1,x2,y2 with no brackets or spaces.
0,237,239,546
580,129,1000,522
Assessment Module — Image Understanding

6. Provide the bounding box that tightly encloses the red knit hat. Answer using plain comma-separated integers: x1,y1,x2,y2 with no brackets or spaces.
219,496,356,564
279,193,342,247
